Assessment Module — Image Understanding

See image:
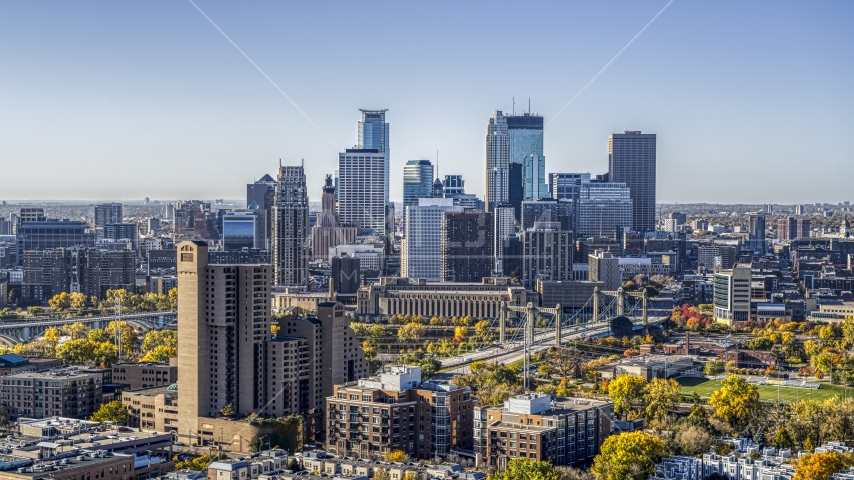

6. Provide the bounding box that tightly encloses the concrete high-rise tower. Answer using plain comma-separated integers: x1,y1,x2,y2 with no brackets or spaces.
608,131,656,233
94,203,123,227
271,164,309,286
485,111,510,212
338,149,389,233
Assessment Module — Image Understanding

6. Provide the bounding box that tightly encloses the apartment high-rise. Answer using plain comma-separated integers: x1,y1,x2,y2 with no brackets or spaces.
608,131,656,233
403,160,434,207
778,217,797,242
338,149,389,234
402,199,462,281
101,223,138,252
312,175,357,261
22,247,135,303
521,221,574,289
748,212,767,255
485,111,510,212
271,164,309,286
588,251,621,291
442,175,465,196
576,182,633,240
441,210,494,282
796,218,811,239
94,203,123,227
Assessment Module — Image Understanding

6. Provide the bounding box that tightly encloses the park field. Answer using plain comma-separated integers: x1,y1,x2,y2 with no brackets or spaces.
676,376,853,403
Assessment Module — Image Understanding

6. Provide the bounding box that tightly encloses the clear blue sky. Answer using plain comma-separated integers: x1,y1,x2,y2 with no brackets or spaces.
1,1,852,204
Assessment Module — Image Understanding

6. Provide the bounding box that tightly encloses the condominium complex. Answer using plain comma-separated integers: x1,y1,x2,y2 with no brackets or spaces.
271,164,309,286
474,393,612,470
326,366,474,460
576,182,632,240
714,263,752,324
608,131,656,233
0,366,103,419
21,247,135,303
94,203,123,227
748,212,767,255
521,222,574,289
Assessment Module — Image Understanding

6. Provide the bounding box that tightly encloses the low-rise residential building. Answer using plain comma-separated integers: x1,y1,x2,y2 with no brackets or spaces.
207,451,289,480
648,455,703,480
0,366,103,419
326,366,474,460
112,360,177,390
474,393,612,471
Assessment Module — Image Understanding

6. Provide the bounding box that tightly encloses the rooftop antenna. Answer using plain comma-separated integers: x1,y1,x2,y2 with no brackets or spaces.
512,97,515,116
528,97,531,115
279,158,282,167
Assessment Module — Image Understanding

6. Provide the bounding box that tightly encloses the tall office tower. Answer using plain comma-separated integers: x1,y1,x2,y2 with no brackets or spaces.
778,217,797,242
246,174,276,249
432,178,444,198
358,109,389,155
338,149,389,234
713,263,752,325
176,241,273,439
331,255,360,294
508,163,525,219
102,223,139,252
485,111,510,212
608,131,656,232
748,212,767,255
493,205,517,275
795,205,804,215
576,182,633,240
0,219,10,236
523,154,549,201
402,199,462,281
94,203,123,227
521,199,574,232
442,175,465,196
403,160,434,207
521,221,573,289
221,210,262,251
312,175,357,261
669,212,687,226
440,210,494,282
588,251,621,291
271,164,309,286
550,173,591,200
796,218,811,239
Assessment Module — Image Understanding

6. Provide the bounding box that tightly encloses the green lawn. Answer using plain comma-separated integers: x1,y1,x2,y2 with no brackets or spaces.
676,376,853,403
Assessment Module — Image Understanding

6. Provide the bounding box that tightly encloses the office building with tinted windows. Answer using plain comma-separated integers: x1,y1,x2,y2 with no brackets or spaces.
550,173,591,201
442,175,465,196
358,109,389,155
338,149,389,234
441,210,494,282
222,210,261,251
402,199,462,281
403,160,434,207
16,219,94,265
94,203,123,227
608,131,656,233
576,182,632,240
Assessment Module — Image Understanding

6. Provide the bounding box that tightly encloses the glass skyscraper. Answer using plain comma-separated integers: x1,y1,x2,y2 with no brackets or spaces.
523,154,549,200
507,114,544,206
576,182,633,240
358,109,389,154
403,160,434,207
443,175,465,196
485,111,509,212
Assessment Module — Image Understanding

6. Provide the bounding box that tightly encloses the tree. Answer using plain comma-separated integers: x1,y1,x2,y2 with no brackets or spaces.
48,292,71,311
369,324,389,339
92,342,119,367
554,466,594,480
220,403,235,417
56,339,96,365
607,374,646,418
372,467,389,480
69,292,88,310
42,327,62,356
139,345,177,363
774,427,794,450
0,405,7,430
708,374,760,430
674,424,715,456
105,321,138,355
538,363,556,377
397,322,426,346
704,359,724,375
642,378,681,429
88,328,111,343
591,431,665,480
90,400,128,424
141,330,177,352
454,326,468,341
63,322,90,340
794,451,851,480
475,320,492,338
490,458,560,480
385,450,409,463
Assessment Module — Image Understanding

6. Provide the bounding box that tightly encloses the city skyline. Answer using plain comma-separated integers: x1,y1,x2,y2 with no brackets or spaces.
2,1,853,204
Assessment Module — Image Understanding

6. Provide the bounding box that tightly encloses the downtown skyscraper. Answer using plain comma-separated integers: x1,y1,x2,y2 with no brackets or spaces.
608,131,656,233
358,109,389,154
507,113,545,204
485,111,510,212
271,163,309,286
339,110,390,234
403,160,434,207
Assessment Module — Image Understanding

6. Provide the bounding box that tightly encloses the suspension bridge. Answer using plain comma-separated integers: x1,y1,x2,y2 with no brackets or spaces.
440,286,674,371
0,311,177,346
